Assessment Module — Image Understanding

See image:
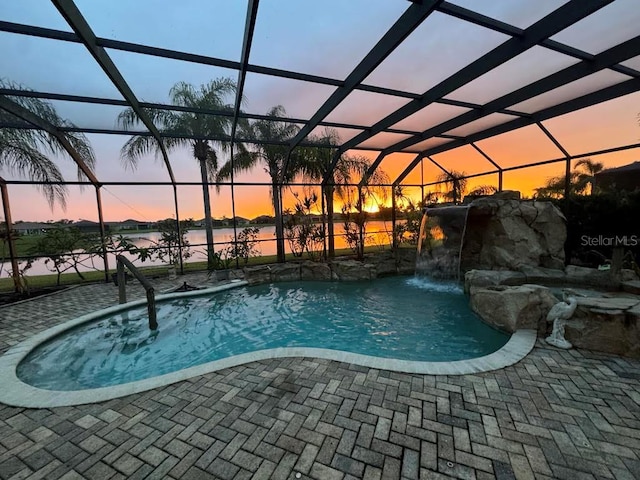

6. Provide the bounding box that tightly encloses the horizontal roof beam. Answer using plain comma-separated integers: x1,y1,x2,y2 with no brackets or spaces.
0,88,428,137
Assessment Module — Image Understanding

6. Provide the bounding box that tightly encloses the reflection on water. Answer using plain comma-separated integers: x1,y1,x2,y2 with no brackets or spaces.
2,221,396,277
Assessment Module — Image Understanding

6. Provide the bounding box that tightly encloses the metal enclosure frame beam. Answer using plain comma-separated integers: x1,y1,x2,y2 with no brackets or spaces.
386,35,640,155
228,0,260,264
324,0,613,183
394,77,640,184
51,0,185,273
536,121,572,197
50,0,176,184
470,143,503,191
279,0,443,182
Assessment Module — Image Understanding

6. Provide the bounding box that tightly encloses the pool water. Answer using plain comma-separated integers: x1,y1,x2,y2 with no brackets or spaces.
17,276,509,390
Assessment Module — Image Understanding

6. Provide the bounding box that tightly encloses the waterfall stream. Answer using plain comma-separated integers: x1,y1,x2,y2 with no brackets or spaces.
416,205,470,281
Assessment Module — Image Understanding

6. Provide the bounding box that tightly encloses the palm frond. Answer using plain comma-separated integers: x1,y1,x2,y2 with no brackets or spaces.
0,139,67,209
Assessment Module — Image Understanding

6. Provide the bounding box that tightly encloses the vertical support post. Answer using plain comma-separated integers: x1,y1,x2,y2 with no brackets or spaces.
0,180,23,293
391,187,397,250
498,171,503,192
117,260,126,304
564,158,572,199
420,158,424,204
147,287,157,330
172,184,184,274
230,144,239,270
358,185,364,259
321,186,327,260
95,186,110,283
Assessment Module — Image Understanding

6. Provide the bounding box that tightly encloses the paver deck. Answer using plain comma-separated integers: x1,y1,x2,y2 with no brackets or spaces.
1,273,639,479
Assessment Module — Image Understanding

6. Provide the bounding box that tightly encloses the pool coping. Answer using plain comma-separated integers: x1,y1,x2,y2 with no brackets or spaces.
0,280,537,408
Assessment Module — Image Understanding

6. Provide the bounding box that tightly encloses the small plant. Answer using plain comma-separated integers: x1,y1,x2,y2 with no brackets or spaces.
131,219,192,268
341,196,368,260
283,192,325,260
28,227,94,285
233,227,261,265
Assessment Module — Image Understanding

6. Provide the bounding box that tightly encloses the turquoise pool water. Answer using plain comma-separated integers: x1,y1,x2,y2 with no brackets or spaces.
17,276,509,390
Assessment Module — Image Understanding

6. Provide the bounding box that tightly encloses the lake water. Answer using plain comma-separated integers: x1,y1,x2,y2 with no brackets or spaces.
1,221,397,278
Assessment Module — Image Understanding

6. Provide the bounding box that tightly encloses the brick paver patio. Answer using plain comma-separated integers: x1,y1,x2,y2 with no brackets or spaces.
1,274,639,479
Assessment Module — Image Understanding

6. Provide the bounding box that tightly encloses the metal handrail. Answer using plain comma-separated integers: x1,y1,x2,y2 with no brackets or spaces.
116,255,157,330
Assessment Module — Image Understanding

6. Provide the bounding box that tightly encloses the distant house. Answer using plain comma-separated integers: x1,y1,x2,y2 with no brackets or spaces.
594,161,640,192
12,222,51,236
119,219,152,230
74,220,109,233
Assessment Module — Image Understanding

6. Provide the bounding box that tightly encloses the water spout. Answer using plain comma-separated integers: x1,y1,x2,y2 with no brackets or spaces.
415,205,470,281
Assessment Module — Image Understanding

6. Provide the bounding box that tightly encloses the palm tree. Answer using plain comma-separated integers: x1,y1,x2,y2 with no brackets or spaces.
300,128,389,257
437,170,468,204
117,78,237,269
217,105,302,262
467,185,498,196
574,158,604,195
0,80,96,291
1,82,96,208
534,158,604,198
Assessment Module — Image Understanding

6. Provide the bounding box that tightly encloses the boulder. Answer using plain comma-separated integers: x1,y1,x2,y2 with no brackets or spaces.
330,260,376,281
243,265,272,285
566,295,640,358
461,198,566,272
564,265,618,289
396,248,417,275
464,269,526,293
300,261,333,281
470,284,558,334
270,263,301,282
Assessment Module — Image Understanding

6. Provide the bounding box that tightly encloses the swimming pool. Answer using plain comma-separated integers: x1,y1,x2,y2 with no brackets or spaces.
0,276,536,407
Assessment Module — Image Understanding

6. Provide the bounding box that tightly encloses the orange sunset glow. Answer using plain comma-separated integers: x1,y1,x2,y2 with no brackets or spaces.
1,1,639,226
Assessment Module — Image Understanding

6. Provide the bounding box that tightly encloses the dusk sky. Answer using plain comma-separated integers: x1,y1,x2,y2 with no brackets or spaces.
1,0,639,222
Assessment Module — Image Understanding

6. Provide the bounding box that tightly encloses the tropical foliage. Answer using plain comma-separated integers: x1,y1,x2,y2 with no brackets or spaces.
534,158,604,198
283,192,325,260
299,127,389,257
436,170,468,204
1,80,96,292
117,78,238,268
0,81,97,209
217,105,303,262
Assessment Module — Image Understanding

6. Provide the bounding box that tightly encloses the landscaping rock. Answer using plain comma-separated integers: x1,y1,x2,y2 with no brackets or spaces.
564,265,617,289
243,265,272,285
470,284,557,334
464,269,526,293
461,198,566,272
270,263,301,282
566,295,640,358
330,260,376,281
300,262,332,281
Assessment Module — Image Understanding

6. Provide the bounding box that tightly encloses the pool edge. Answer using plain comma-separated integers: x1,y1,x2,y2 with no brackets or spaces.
0,320,536,408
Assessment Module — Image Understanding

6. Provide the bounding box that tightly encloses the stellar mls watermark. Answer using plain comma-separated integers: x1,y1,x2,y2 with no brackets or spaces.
581,235,639,247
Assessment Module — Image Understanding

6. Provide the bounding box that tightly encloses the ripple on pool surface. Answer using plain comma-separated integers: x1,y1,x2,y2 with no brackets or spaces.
17,276,509,390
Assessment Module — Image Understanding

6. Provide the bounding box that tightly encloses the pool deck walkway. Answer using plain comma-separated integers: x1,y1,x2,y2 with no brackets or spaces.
1,273,640,480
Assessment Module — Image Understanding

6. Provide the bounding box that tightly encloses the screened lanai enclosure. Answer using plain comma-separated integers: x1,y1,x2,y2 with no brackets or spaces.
1,0,640,288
